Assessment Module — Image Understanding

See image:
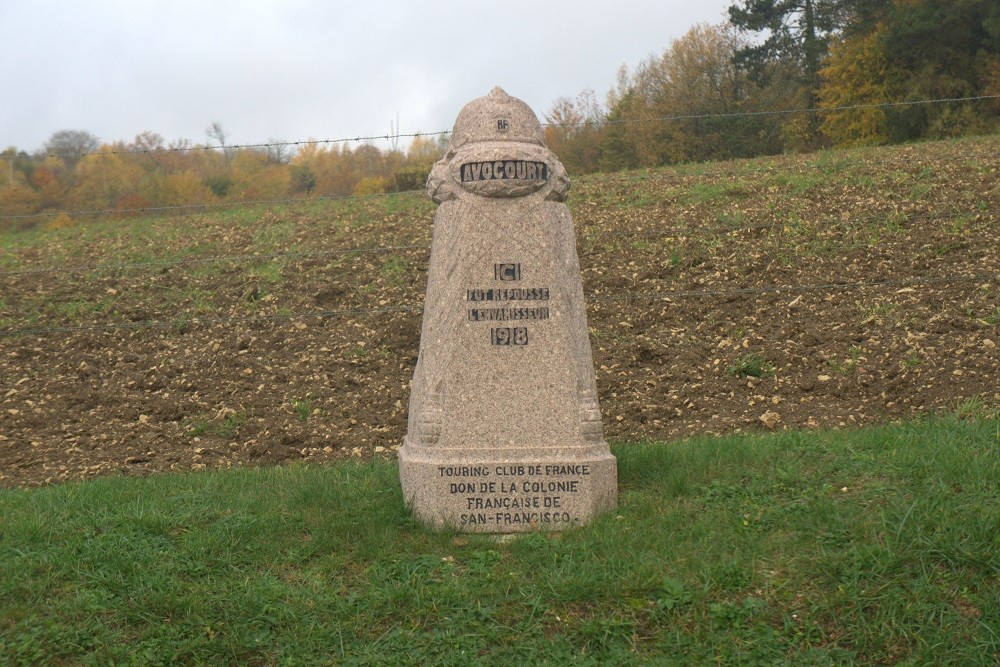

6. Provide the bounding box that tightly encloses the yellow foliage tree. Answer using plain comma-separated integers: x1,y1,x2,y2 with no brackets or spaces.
0,184,42,217
68,149,145,211
162,171,214,206
293,144,354,196
354,176,388,196
406,135,445,166
31,157,69,209
545,90,605,174
818,25,891,146
230,150,290,200
602,23,765,168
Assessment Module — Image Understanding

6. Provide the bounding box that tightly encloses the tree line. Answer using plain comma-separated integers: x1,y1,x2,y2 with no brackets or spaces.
546,0,999,173
0,128,447,229
1,0,997,227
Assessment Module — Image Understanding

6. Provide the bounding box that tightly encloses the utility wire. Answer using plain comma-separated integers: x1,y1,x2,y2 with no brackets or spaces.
2,272,993,338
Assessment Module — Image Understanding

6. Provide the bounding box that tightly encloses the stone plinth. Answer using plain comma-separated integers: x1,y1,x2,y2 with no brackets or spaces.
398,87,617,532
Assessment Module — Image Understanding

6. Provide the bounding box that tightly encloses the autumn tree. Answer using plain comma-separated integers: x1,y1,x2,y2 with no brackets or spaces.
728,0,851,141
818,26,891,146
205,121,232,160
545,90,605,174
393,134,446,191
31,156,70,210
265,139,293,165
292,144,354,196
0,182,42,218
878,0,1000,140
230,149,291,200
1,147,34,189
816,0,999,144
67,149,145,212
405,134,447,165
602,24,771,168
40,130,101,167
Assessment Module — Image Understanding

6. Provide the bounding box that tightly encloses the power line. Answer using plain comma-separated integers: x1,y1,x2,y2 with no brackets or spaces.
2,272,993,338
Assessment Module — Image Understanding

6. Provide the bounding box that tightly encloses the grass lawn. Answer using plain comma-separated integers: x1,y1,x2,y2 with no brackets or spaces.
1,416,998,665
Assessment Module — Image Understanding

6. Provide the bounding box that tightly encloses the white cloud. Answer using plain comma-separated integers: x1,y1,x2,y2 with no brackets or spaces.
0,0,731,152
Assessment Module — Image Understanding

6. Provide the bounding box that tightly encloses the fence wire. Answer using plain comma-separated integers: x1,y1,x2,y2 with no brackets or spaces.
1,272,994,339
0,189,426,221
598,208,996,240
0,244,429,277
3,143,998,223
593,94,1000,129
1,206,992,280
35,132,449,161
15,93,998,161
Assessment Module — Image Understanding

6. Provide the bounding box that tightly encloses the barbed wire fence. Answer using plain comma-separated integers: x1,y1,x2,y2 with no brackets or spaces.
0,93,997,348
8,93,998,161
0,205,994,279
0,95,1000,226
2,141,997,224
0,195,996,338
0,272,996,340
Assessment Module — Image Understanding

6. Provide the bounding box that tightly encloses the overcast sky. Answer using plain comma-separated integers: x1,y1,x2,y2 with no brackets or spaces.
1,0,732,153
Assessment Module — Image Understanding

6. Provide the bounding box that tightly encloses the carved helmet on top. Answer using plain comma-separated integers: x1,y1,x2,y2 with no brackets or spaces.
448,87,546,149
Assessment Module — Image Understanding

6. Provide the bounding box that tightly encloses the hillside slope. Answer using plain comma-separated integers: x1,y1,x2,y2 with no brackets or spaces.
1,135,998,487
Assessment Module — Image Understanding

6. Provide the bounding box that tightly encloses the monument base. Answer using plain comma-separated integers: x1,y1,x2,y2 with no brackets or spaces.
398,441,617,533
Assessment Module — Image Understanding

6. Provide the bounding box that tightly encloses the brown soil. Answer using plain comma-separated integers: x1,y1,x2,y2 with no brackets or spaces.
1,137,998,488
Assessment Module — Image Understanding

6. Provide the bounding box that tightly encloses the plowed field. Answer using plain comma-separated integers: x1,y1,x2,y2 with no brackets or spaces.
2,136,998,488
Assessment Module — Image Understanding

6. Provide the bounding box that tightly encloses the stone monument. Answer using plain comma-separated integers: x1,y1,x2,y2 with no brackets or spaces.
398,87,617,532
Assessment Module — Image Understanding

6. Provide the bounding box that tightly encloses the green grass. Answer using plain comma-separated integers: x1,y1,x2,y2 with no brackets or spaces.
0,192,434,275
1,417,997,664
246,259,285,285
290,395,315,423
183,410,248,440
682,181,729,204
379,255,407,287
728,353,776,379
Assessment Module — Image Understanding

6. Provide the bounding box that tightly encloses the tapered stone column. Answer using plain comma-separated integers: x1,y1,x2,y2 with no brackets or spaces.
398,87,616,532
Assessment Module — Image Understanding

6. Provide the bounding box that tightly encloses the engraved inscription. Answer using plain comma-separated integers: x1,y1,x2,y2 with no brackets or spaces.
460,161,548,183
436,464,594,528
463,264,552,347
468,287,549,301
469,307,548,322
491,327,528,346
496,118,509,132
495,263,521,281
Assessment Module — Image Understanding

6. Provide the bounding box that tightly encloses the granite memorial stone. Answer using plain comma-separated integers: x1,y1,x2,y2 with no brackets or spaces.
398,87,617,532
